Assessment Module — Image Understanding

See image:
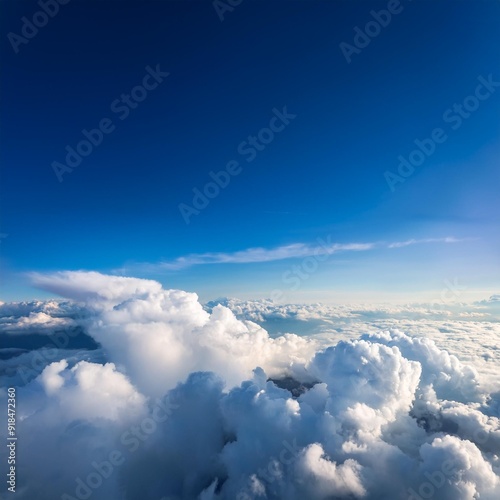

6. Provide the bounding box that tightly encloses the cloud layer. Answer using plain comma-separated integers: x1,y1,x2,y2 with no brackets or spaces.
1,271,499,500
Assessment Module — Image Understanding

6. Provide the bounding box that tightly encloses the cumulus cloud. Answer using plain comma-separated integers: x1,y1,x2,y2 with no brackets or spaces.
39,360,146,421
30,271,162,305
209,297,500,391
1,271,499,499
294,444,366,498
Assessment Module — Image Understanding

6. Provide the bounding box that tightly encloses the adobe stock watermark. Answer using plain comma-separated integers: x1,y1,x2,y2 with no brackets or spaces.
178,106,296,224
385,74,500,192
407,457,460,500
236,438,301,500
15,327,88,385
213,0,243,22
7,0,71,54
51,64,169,182
439,277,466,305
339,0,411,64
407,364,493,500
61,394,179,500
408,424,493,500
270,234,348,302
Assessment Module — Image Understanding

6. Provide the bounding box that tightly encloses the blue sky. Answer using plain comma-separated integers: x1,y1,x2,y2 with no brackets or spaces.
1,0,499,302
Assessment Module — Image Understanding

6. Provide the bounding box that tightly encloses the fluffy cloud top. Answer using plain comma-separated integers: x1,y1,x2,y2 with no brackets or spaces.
31,271,162,305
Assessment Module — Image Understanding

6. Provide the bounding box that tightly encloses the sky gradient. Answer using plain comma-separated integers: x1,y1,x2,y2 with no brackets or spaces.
1,0,499,302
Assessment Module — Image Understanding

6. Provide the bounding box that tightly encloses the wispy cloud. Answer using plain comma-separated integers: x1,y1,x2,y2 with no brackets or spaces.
387,236,466,249
119,236,467,273
156,241,374,270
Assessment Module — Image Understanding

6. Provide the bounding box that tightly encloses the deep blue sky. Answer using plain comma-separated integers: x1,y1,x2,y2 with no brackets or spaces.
1,0,499,302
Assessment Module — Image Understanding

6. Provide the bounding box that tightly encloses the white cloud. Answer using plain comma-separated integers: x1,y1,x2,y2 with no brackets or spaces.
26,271,317,396
1,271,499,499
122,236,466,272
155,241,374,270
0,311,75,333
210,297,500,391
387,236,465,248
0,299,82,334
30,271,162,305
294,444,366,498
38,360,146,421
